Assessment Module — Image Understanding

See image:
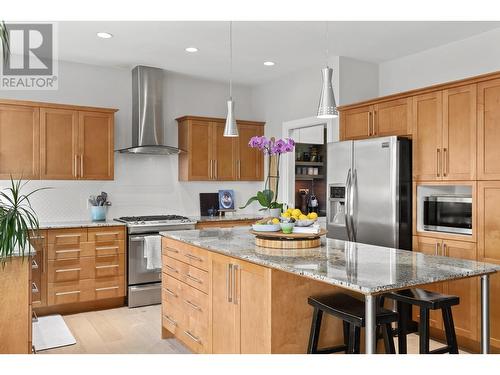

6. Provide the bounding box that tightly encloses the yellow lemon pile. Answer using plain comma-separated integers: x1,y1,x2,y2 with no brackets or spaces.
281,208,318,220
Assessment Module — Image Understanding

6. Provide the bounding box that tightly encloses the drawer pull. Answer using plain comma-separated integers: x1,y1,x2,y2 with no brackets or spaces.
163,314,177,326
165,265,179,273
32,259,39,269
184,253,202,262
164,288,177,297
55,249,81,254
166,248,179,254
96,246,119,251
186,274,202,284
55,267,81,273
95,232,119,237
32,282,39,293
32,310,38,323
95,264,119,269
30,235,45,240
184,330,201,344
55,234,81,239
184,299,201,311
95,286,119,292
55,290,80,296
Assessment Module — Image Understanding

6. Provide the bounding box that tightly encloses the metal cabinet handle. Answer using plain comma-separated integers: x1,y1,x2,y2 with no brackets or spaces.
227,263,233,303
164,288,177,297
95,264,119,269
80,154,84,178
437,149,441,177
372,110,376,136
55,234,81,239
32,282,39,293
96,246,119,251
95,286,119,291
184,253,202,262
165,264,179,273
367,112,371,136
214,160,218,180
74,154,78,178
443,148,448,176
237,160,241,180
55,290,80,296
163,314,177,326
166,248,179,254
32,259,39,269
443,243,447,256
184,299,201,311
434,242,441,256
130,237,145,242
95,232,119,237
186,274,202,284
55,267,81,273
232,264,238,305
55,249,81,254
184,330,201,344
32,310,38,323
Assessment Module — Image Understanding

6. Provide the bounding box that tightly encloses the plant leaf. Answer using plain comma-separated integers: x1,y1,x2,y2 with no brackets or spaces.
238,195,258,210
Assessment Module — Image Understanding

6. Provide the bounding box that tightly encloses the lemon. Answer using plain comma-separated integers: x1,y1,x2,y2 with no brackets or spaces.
292,209,302,217
286,208,293,214
271,218,280,224
281,212,291,218
308,212,318,220
299,214,308,220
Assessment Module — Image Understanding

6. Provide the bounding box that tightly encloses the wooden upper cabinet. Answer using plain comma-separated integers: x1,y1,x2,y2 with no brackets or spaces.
442,85,477,180
412,92,443,181
0,104,40,179
477,78,500,180
177,116,264,181
340,105,372,140
40,108,78,180
78,111,114,180
478,181,500,264
373,98,412,137
236,122,264,181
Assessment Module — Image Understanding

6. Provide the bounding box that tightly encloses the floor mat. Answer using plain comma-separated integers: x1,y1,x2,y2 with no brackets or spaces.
33,314,76,352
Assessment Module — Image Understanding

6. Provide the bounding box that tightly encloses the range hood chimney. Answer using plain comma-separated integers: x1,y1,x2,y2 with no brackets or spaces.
117,65,181,155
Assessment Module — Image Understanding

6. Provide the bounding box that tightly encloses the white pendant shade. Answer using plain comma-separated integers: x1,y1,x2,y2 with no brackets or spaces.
224,98,238,137
317,66,338,119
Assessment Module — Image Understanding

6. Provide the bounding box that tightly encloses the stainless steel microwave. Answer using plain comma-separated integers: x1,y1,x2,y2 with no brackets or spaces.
423,195,472,235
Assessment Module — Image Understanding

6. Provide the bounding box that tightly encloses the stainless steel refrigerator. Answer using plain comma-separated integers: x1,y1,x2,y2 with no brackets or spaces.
326,136,412,250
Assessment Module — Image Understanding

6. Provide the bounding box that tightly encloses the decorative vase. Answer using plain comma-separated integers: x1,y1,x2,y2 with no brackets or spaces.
90,206,107,222
268,208,281,218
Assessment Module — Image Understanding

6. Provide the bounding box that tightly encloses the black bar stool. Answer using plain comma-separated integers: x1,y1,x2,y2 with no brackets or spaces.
307,293,397,354
385,288,459,354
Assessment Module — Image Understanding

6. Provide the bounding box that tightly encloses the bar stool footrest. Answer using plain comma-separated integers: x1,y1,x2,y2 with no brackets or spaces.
315,344,349,354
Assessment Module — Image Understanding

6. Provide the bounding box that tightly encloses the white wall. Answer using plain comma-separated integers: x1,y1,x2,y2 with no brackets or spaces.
379,28,500,96
0,60,262,221
339,57,379,105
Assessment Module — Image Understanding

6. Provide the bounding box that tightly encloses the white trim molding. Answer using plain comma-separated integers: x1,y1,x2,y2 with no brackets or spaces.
281,116,338,208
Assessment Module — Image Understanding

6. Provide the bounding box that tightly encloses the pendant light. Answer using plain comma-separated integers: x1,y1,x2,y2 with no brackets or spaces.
317,21,338,119
224,21,239,137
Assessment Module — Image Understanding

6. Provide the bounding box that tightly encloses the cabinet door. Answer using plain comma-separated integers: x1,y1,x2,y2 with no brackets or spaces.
477,78,500,180
236,123,264,181
236,259,272,354
442,85,476,180
0,104,40,179
340,106,372,140
373,98,412,137
443,240,478,341
40,108,78,180
188,120,212,180
212,122,237,180
477,181,500,264
78,111,114,180
412,236,444,329
211,254,240,353
412,92,443,181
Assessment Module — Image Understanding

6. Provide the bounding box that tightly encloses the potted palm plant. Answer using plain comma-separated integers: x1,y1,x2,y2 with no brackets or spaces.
0,178,44,263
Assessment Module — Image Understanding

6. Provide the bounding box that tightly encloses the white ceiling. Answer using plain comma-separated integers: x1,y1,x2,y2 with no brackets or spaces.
57,21,500,85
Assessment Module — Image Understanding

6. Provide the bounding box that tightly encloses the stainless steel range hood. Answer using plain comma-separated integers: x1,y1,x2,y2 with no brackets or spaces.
117,66,181,155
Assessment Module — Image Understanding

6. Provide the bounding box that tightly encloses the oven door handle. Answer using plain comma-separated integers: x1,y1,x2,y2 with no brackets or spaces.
130,237,145,242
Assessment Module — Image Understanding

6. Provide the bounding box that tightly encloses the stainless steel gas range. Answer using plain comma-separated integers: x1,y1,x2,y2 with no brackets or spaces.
114,215,197,307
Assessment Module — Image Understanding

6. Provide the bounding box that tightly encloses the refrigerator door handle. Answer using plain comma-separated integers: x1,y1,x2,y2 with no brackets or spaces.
350,169,357,242
345,168,352,241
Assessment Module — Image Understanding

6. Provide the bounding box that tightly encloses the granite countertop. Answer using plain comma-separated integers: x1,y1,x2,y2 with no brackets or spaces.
161,227,499,295
38,220,126,229
191,214,263,223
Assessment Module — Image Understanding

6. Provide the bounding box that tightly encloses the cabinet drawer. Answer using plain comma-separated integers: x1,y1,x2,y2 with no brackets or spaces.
47,279,93,305
48,257,94,282
88,227,125,243
162,274,183,304
48,242,94,260
163,255,209,294
178,324,209,354
48,228,87,245
94,254,125,278
94,240,125,256
162,311,183,336
162,238,209,271
93,276,125,300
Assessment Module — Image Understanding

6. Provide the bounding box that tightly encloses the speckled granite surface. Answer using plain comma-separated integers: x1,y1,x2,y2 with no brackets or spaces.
38,220,126,229
161,227,499,295
191,214,263,223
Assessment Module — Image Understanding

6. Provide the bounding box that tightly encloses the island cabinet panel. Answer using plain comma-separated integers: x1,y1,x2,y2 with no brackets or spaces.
0,104,40,179
30,230,48,308
177,116,264,181
477,79,500,180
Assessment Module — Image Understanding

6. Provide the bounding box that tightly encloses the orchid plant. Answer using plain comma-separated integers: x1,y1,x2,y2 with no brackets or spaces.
240,136,295,212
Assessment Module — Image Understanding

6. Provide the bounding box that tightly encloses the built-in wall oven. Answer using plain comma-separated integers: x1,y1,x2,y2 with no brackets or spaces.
423,195,472,235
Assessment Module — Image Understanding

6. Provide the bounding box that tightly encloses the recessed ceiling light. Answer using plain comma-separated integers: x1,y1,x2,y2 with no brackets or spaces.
97,32,113,39
185,47,199,53
263,61,275,66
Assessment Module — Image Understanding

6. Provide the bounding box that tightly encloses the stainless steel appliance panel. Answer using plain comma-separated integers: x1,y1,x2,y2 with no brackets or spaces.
128,283,162,308
352,137,398,248
128,234,162,286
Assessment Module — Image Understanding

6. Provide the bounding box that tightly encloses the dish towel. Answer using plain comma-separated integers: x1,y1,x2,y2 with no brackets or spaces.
143,235,162,270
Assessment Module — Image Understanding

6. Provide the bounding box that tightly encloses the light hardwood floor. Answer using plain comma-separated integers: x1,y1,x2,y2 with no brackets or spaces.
41,305,468,354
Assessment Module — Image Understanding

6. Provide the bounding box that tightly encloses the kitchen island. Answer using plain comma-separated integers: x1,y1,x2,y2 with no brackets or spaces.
160,227,498,354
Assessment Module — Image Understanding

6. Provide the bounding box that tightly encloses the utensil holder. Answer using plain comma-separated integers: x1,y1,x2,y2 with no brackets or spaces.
90,206,107,222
